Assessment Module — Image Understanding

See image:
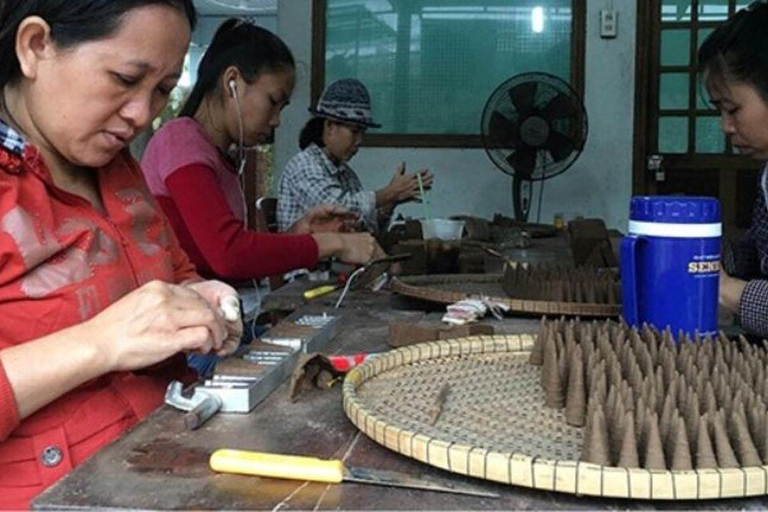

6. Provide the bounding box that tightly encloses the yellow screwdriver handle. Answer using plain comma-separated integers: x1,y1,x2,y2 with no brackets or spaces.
303,285,338,300
210,449,345,483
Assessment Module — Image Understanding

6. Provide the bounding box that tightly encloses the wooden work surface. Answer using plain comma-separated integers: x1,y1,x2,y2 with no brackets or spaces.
34,281,762,510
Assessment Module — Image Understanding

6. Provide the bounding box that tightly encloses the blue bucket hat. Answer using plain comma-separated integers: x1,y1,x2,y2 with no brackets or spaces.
310,78,381,129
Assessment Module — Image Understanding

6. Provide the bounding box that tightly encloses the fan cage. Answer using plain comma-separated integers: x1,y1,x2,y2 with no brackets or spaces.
481,72,588,182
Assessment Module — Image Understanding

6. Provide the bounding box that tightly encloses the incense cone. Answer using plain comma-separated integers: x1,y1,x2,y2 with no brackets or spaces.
609,399,626,462
731,410,762,467
565,345,586,427
705,381,718,416
696,413,717,469
762,411,768,464
617,411,640,468
748,405,765,453
643,411,666,470
712,410,739,468
684,391,700,454
659,393,675,443
542,331,557,387
670,416,693,470
582,406,611,466
530,318,547,365
545,351,565,409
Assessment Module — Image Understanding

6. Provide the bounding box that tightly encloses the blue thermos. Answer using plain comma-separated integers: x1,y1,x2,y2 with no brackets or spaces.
620,196,721,337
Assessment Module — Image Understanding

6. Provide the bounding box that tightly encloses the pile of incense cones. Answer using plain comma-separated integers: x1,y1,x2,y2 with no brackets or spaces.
502,264,620,305
530,318,768,470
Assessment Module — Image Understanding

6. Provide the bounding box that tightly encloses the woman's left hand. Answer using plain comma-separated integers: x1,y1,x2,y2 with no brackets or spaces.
289,205,360,234
185,280,243,356
719,269,747,314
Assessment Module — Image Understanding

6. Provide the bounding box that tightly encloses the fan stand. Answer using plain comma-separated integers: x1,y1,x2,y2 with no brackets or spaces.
512,175,533,222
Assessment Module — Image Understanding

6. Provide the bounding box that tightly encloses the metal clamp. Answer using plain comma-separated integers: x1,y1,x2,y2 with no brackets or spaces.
164,380,223,430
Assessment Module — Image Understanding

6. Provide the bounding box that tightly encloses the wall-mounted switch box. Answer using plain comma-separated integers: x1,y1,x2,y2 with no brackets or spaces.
600,9,618,38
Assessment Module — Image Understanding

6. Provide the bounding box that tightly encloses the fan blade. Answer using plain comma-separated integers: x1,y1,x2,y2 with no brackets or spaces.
540,93,577,122
509,81,537,118
546,131,575,163
506,148,537,178
489,111,521,149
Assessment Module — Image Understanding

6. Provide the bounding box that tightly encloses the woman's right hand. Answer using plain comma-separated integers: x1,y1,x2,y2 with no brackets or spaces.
83,280,229,372
313,232,382,265
380,164,434,205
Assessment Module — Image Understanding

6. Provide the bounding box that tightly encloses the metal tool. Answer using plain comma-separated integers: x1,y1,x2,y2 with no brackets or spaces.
166,311,340,426
209,449,499,498
164,381,223,430
335,253,413,308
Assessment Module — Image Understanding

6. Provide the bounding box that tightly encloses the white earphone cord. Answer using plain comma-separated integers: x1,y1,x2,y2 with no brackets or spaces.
232,81,261,340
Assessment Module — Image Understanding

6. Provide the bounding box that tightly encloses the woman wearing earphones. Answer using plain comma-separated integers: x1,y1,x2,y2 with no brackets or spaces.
141,20,381,302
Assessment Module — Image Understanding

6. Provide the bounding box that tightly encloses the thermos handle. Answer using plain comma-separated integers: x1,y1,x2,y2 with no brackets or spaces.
621,235,642,326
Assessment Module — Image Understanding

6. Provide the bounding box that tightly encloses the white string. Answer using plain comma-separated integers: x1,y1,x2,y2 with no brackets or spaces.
232,87,262,341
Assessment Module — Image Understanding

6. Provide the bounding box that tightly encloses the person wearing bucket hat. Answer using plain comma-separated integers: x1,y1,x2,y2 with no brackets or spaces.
699,1,768,338
277,78,434,233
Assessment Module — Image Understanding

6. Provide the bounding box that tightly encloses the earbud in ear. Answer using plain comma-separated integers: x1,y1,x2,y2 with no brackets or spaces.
228,79,237,98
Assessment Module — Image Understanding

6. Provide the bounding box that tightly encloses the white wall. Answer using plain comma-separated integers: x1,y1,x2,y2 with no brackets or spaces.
275,1,636,230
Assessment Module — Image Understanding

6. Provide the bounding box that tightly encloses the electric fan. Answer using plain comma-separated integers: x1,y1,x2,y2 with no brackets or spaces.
481,72,588,222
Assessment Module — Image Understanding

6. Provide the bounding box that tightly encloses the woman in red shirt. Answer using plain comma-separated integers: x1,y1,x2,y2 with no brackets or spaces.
141,20,380,288
0,1,242,508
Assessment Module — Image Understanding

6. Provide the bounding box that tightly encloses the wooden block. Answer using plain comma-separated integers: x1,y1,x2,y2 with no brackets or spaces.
627,468,651,499
601,467,630,498
650,470,674,500
426,439,452,472
458,251,485,274
373,418,386,444
392,240,427,275
510,453,534,488
436,340,452,356
447,444,471,475
519,334,535,351
411,434,430,463
719,468,746,498
485,452,512,484
468,448,489,479
346,370,363,387
672,470,699,500
398,431,415,457
554,461,578,494
437,324,495,340
403,219,422,239
389,322,441,347
533,459,557,492
743,467,768,497
459,337,481,355
575,463,602,497
405,346,420,363
383,424,400,452
697,469,722,499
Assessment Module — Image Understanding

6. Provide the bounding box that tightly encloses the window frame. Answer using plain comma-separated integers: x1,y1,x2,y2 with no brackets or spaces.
311,0,586,148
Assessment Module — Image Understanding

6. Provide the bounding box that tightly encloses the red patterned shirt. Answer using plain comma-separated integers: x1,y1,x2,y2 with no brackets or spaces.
0,120,197,509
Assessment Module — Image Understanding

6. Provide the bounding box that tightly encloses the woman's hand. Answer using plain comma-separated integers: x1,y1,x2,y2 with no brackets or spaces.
719,269,747,314
288,205,360,234
185,280,243,356
83,280,235,372
313,232,383,265
378,163,434,207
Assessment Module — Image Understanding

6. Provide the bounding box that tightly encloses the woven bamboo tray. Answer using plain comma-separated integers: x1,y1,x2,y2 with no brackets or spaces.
343,335,768,500
390,274,621,317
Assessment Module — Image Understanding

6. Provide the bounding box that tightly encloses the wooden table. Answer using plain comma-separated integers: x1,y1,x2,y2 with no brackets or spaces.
34,282,763,510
